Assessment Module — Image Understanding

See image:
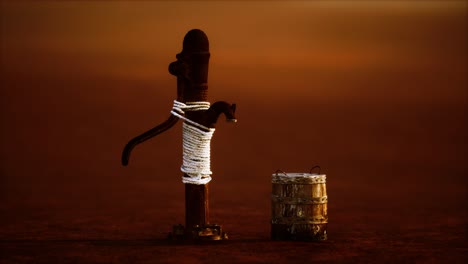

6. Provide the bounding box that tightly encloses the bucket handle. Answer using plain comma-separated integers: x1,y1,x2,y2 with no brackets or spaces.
309,165,321,174
275,169,288,176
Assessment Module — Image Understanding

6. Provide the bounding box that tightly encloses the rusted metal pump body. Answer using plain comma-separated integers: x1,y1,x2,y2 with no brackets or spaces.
122,29,236,241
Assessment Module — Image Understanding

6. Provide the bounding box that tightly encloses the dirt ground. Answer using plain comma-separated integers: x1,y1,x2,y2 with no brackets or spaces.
0,169,466,263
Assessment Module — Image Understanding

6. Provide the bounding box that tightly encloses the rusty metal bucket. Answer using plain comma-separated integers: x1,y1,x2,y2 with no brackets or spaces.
271,169,328,241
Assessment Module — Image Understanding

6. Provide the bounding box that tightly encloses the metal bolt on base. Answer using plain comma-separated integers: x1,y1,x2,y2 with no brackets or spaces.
169,224,228,241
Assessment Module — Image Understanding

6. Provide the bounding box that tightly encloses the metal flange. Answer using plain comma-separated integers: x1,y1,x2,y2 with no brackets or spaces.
169,224,228,241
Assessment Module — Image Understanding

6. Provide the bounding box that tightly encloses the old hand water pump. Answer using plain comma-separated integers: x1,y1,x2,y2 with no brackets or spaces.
121,29,236,241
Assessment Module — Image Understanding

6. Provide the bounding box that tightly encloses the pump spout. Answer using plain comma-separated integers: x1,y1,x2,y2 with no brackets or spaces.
203,101,237,128
122,115,179,166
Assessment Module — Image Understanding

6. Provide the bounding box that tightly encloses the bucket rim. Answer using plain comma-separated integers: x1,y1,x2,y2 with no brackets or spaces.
272,172,326,178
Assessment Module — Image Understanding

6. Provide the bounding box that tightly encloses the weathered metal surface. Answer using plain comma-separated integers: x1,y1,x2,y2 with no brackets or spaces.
122,29,236,241
271,173,328,241
174,29,211,231
169,224,228,241
170,29,236,240
121,115,178,166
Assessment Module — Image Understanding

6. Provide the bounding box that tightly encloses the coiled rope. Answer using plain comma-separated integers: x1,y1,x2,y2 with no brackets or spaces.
171,100,215,185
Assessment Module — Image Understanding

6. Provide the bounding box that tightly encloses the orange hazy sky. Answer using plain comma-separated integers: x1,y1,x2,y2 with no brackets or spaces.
2,1,466,104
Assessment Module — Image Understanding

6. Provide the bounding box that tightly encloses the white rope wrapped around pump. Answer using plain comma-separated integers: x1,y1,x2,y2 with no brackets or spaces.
170,100,215,185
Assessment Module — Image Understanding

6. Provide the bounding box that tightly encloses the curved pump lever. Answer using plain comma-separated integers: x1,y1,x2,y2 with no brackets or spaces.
122,115,179,166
